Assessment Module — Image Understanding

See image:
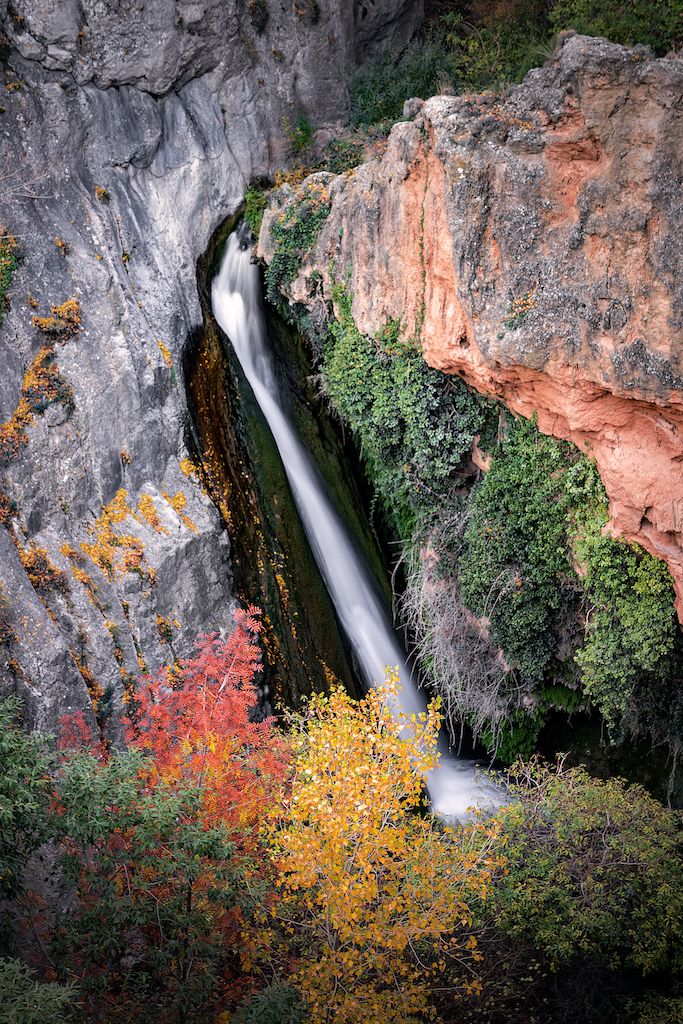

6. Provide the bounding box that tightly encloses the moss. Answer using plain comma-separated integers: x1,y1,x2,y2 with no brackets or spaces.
264,178,331,313
0,230,18,324
321,285,493,538
457,417,682,756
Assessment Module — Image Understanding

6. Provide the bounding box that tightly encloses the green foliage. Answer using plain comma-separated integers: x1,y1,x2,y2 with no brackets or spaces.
0,582,14,646
458,417,580,686
283,115,314,155
441,2,551,91
550,0,683,55
574,517,679,734
0,697,53,907
244,184,268,237
233,982,307,1024
456,417,681,755
322,136,365,174
491,760,683,975
351,0,681,138
53,748,241,1022
0,233,18,326
322,287,491,536
350,38,460,127
0,959,76,1024
264,179,331,314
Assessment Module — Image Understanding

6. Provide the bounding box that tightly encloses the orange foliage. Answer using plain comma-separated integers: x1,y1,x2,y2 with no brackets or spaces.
0,345,74,467
128,607,290,854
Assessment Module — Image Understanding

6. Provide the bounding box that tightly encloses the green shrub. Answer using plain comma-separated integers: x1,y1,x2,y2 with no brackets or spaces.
0,959,76,1023
264,178,331,313
0,697,54,906
550,0,683,54
322,287,490,536
458,418,580,686
283,115,314,156
322,136,365,174
490,760,683,975
0,233,18,325
350,38,460,127
441,3,552,91
244,184,268,237
574,518,679,734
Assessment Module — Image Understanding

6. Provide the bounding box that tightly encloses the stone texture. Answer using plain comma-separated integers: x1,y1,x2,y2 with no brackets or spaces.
260,34,683,620
0,0,423,733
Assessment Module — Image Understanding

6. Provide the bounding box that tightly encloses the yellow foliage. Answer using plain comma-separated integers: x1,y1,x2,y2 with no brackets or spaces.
264,679,504,1024
137,493,169,535
179,456,198,479
157,339,173,369
81,489,155,582
32,297,81,336
163,490,198,533
0,344,74,466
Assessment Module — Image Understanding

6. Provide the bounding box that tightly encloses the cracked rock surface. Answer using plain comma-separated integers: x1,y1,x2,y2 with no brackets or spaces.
260,34,683,619
0,0,423,733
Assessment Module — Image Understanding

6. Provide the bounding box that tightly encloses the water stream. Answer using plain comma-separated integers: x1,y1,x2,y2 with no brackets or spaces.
212,227,499,816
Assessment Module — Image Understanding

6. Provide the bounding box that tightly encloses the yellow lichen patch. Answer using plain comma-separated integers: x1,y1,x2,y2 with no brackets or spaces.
156,614,174,644
157,340,173,369
0,489,15,529
137,493,169,535
32,297,81,337
0,345,74,467
60,542,104,611
179,456,198,480
162,491,198,533
81,489,155,582
70,650,104,709
19,542,69,596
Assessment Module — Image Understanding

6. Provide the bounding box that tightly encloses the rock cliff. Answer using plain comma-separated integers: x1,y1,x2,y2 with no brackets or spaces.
0,0,423,732
260,34,683,620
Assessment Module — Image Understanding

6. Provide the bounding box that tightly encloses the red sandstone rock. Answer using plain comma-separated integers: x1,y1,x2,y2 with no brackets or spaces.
260,35,683,620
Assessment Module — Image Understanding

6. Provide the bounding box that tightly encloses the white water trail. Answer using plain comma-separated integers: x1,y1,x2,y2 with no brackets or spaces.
212,229,500,816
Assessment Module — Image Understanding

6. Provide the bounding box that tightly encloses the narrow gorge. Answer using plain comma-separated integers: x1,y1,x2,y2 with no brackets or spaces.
0,2,681,1022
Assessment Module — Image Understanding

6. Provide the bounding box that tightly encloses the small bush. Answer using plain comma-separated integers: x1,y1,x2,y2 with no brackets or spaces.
0,958,76,1023
244,183,268,237
264,178,331,310
32,298,81,338
491,760,683,975
283,115,313,156
350,38,459,127
0,582,14,646
19,543,69,597
0,231,18,325
550,0,682,55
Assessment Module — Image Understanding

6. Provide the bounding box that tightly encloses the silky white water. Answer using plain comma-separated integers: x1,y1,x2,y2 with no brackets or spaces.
212,229,499,816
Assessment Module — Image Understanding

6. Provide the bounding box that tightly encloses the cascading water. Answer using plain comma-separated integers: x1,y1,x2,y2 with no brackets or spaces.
212,227,499,816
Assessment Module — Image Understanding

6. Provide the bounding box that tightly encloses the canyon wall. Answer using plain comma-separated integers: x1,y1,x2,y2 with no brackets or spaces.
260,33,683,620
0,0,423,731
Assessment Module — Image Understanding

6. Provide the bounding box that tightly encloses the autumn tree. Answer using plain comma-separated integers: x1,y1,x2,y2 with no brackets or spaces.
49,609,290,1024
262,676,504,1024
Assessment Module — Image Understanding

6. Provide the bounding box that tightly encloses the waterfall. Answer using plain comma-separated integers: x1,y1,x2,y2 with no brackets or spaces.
212,227,499,816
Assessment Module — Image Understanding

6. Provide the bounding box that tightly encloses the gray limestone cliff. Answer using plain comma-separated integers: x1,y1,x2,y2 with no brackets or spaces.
0,0,423,734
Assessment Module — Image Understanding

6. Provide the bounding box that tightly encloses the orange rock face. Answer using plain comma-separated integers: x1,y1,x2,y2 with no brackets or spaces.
260,35,683,619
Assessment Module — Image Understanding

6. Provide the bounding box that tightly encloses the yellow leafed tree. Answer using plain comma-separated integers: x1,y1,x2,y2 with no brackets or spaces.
265,674,504,1024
